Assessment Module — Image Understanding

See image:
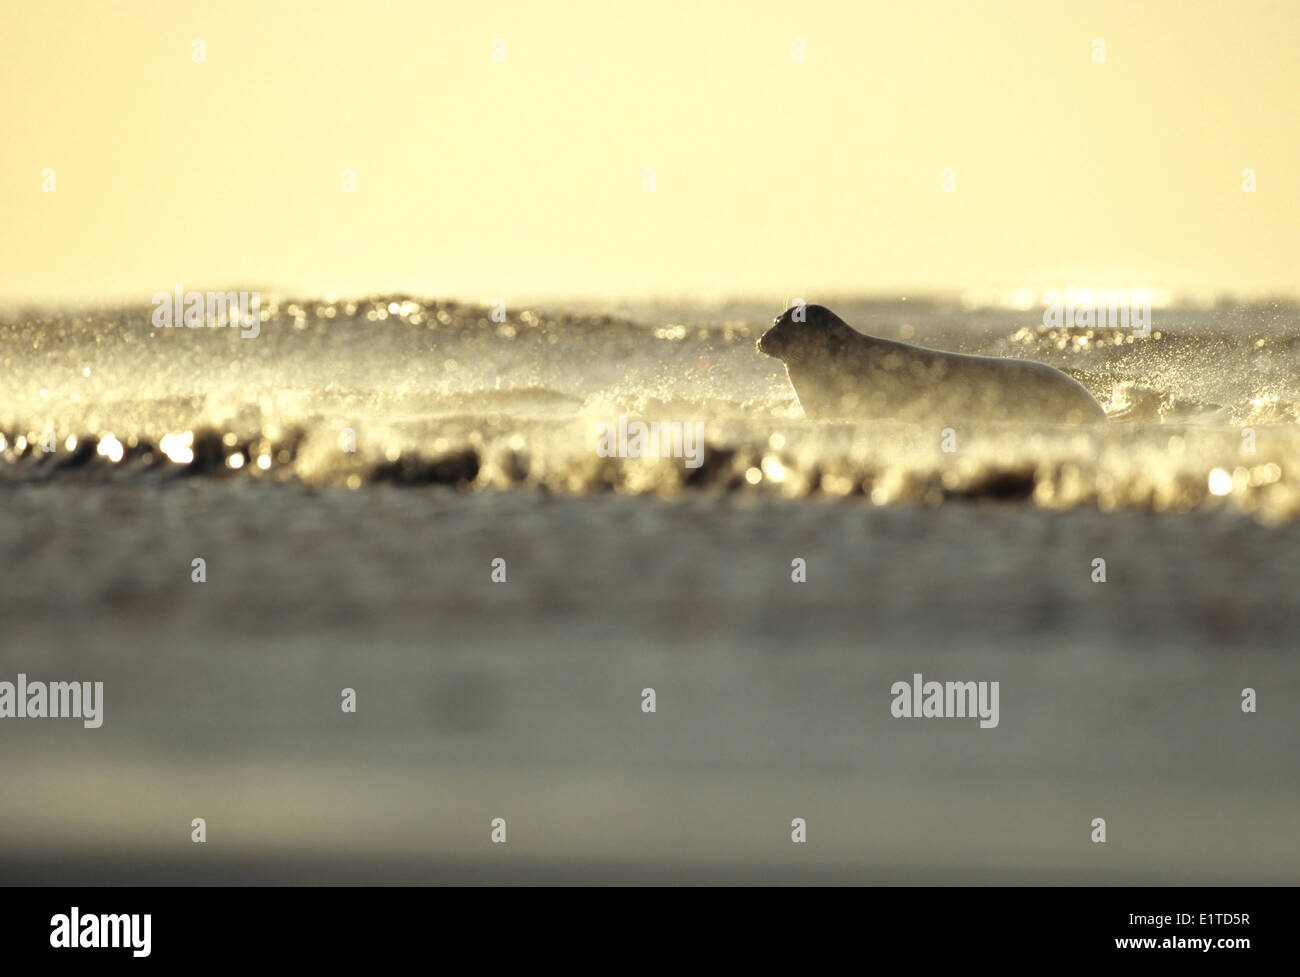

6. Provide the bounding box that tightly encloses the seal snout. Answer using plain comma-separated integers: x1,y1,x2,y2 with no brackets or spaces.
757,310,796,359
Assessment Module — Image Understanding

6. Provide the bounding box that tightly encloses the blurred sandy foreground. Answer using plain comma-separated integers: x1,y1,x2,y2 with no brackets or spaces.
1,483,1296,883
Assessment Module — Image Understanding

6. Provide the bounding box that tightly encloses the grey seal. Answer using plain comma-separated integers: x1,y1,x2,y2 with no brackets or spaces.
757,305,1106,423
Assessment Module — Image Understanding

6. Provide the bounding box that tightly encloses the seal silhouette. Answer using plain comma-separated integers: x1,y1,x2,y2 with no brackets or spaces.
757,305,1106,423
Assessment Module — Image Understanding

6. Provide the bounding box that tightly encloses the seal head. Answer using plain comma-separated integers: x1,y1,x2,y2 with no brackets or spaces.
756,304,853,362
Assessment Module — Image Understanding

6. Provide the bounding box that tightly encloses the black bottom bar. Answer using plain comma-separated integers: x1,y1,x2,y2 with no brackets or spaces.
1,885,1285,965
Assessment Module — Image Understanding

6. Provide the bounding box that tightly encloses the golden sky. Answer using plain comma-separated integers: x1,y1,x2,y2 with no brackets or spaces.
2,0,1296,304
